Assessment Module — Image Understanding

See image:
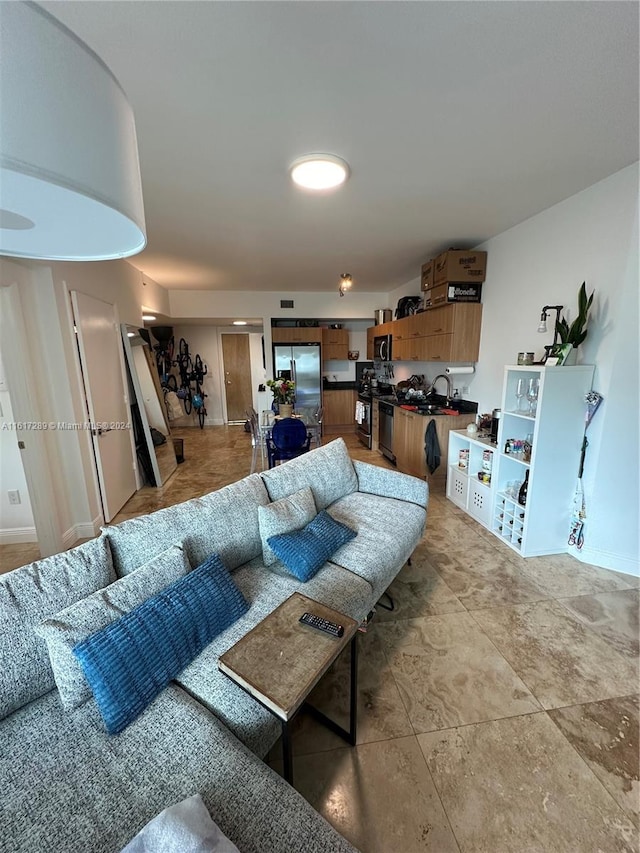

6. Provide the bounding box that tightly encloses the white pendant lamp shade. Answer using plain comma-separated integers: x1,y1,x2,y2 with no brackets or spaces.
0,3,146,261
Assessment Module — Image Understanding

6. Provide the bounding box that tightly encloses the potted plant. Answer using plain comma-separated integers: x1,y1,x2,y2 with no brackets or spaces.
554,282,594,363
267,378,296,417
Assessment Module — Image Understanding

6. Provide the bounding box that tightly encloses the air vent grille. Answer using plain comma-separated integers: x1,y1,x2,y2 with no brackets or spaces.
280,299,294,309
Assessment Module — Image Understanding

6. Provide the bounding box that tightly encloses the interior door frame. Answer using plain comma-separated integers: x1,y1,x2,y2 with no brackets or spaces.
0,283,64,557
220,332,253,423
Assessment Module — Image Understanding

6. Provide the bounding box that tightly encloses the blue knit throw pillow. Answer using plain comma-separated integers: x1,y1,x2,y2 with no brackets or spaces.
73,554,248,734
267,510,357,582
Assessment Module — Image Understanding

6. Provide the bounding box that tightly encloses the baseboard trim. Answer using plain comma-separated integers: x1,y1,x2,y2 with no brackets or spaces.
575,545,639,578
62,516,102,549
0,526,38,544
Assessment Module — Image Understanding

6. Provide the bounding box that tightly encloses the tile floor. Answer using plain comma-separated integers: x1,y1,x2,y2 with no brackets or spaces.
1,426,638,852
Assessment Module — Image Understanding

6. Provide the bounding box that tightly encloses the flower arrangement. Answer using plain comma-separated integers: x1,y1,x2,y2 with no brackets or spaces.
267,378,295,404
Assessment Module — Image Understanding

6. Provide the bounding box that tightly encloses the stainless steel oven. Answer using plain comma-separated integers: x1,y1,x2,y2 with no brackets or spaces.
356,393,372,449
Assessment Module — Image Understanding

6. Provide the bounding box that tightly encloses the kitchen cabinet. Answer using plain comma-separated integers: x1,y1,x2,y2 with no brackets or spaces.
447,364,594,556
271,327,323,344
367,326,375,359
323,388,357,435
393,408,475,482
391,304,482,363
322,328,349,361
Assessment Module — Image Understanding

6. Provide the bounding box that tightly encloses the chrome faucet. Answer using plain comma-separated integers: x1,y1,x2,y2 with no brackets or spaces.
428,373,453,406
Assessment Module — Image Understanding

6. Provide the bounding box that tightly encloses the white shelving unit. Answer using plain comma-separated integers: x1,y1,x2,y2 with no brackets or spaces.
447,432,496,529
447,364,595,557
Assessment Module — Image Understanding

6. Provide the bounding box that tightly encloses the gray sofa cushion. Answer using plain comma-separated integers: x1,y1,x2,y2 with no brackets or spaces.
176,557,373,756
327,491,427,600
0,537,115,720
353,459,429,507
35,544,190,710
0,687,358,853
258,486,317,566
260,438,358,510
103,474,270,576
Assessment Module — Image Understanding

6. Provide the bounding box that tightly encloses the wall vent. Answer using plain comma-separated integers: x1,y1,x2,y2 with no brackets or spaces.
280,299,294,309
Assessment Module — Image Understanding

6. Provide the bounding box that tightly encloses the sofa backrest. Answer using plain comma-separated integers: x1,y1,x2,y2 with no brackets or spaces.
103,473,271,577
0,537,115,720
260,438,358,509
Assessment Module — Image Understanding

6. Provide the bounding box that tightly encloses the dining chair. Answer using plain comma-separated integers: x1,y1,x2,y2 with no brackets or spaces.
314,405,324,447
246,408,264,474
266,417,312,468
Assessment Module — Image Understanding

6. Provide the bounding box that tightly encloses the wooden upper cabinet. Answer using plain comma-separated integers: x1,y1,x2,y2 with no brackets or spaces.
322,328,349,361
271,327,323,343
367,326,375,359
390,303,482,363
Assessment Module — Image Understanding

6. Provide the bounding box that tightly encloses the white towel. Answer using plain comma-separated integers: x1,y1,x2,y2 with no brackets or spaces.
355,400,364,424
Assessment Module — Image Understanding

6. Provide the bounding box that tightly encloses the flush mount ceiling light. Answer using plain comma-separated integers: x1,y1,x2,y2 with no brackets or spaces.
141,314,156,322
0,3,146,261
339,273,353,297
233,320,248,326
290,154,350,191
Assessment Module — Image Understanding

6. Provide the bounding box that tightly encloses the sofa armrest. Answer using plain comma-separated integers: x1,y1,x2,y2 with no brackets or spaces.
352,460,428,508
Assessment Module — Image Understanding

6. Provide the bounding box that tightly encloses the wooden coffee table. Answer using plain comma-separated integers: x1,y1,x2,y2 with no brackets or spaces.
218,592,359,785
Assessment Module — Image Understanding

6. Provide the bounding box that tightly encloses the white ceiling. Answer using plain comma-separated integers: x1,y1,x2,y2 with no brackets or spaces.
40,1,639,294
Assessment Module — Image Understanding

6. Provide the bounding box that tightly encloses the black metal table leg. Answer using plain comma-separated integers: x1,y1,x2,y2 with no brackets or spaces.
282,719,294,785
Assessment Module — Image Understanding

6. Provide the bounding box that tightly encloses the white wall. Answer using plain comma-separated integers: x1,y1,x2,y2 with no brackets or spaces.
0,353,36,542
389,164,639,574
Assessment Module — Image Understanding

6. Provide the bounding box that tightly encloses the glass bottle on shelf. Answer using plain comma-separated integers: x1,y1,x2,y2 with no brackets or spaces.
518,470,530,506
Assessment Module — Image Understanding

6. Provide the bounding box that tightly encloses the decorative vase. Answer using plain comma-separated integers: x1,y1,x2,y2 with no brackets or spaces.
278,403,293,418
563,347,578,366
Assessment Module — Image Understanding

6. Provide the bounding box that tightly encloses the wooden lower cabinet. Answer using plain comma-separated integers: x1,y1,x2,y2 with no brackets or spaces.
393,409,476,482
323,389,357,435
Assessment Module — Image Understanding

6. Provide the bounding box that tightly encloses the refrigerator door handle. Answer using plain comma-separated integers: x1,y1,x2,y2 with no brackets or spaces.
290,358,297,399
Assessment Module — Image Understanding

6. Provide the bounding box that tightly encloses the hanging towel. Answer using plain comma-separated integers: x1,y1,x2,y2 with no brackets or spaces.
424,419,441,474
355,400,365,424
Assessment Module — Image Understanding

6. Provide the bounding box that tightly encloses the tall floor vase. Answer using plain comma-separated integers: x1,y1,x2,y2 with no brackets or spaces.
278,403,293,418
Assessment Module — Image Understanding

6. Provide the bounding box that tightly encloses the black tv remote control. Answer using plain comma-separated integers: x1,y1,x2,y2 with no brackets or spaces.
299,612,344,638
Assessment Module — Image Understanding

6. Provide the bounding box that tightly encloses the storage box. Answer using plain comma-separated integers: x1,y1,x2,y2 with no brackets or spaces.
434,250,487,286
172,437,184,464
420,259,434,291
423,282,483,309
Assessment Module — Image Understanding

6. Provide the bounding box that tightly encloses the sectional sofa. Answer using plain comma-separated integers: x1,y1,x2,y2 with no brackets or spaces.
0,438,428,853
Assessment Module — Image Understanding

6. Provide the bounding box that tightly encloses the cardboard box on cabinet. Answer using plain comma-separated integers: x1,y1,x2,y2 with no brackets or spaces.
420,259,434,291
433,249,487,286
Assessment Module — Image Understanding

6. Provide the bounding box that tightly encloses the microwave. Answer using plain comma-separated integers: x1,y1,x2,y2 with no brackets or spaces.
373,333,392,361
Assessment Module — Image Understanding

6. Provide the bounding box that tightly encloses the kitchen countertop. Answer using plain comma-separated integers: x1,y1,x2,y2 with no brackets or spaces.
375,393,478,417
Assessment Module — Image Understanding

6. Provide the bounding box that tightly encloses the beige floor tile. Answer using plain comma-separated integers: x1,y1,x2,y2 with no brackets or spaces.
375,550,465,622
377,612,540,732
418,712,638,853
286,736,460,853
472,599,638,709
549,694,639,827
514,551,635,598
558,588,640,659
0,542,40,574
429,547,550,610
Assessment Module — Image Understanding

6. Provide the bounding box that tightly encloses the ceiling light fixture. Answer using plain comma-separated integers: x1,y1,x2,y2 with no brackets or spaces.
0,3,146,261
290,154,350,191
141,314,156,322
233,320,247,326
339,273,353,297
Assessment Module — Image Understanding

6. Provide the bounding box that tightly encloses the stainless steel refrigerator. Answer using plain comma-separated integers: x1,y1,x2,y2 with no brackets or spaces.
273,343,322,411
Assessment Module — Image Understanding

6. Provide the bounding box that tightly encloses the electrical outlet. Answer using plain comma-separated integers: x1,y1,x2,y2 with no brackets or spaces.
8,490,21,505
461,385,470,396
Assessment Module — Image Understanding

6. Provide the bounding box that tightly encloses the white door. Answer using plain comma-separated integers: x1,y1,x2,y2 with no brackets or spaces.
71,291,136,522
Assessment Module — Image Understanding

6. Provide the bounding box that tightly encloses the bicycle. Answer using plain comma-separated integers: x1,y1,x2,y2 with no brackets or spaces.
190,353,208,429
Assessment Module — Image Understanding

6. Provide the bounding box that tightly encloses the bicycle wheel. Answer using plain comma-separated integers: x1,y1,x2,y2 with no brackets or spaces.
183,386,193,415
197,404,206,429
164,374,177,392
178,338,189,359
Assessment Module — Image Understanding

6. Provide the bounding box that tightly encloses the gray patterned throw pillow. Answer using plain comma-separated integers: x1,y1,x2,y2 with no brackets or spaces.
35,543,190,710
257,486,317,566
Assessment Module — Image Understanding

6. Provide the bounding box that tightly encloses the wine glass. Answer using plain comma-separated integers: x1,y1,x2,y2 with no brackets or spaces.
515,379,526,412
526,378,539,416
